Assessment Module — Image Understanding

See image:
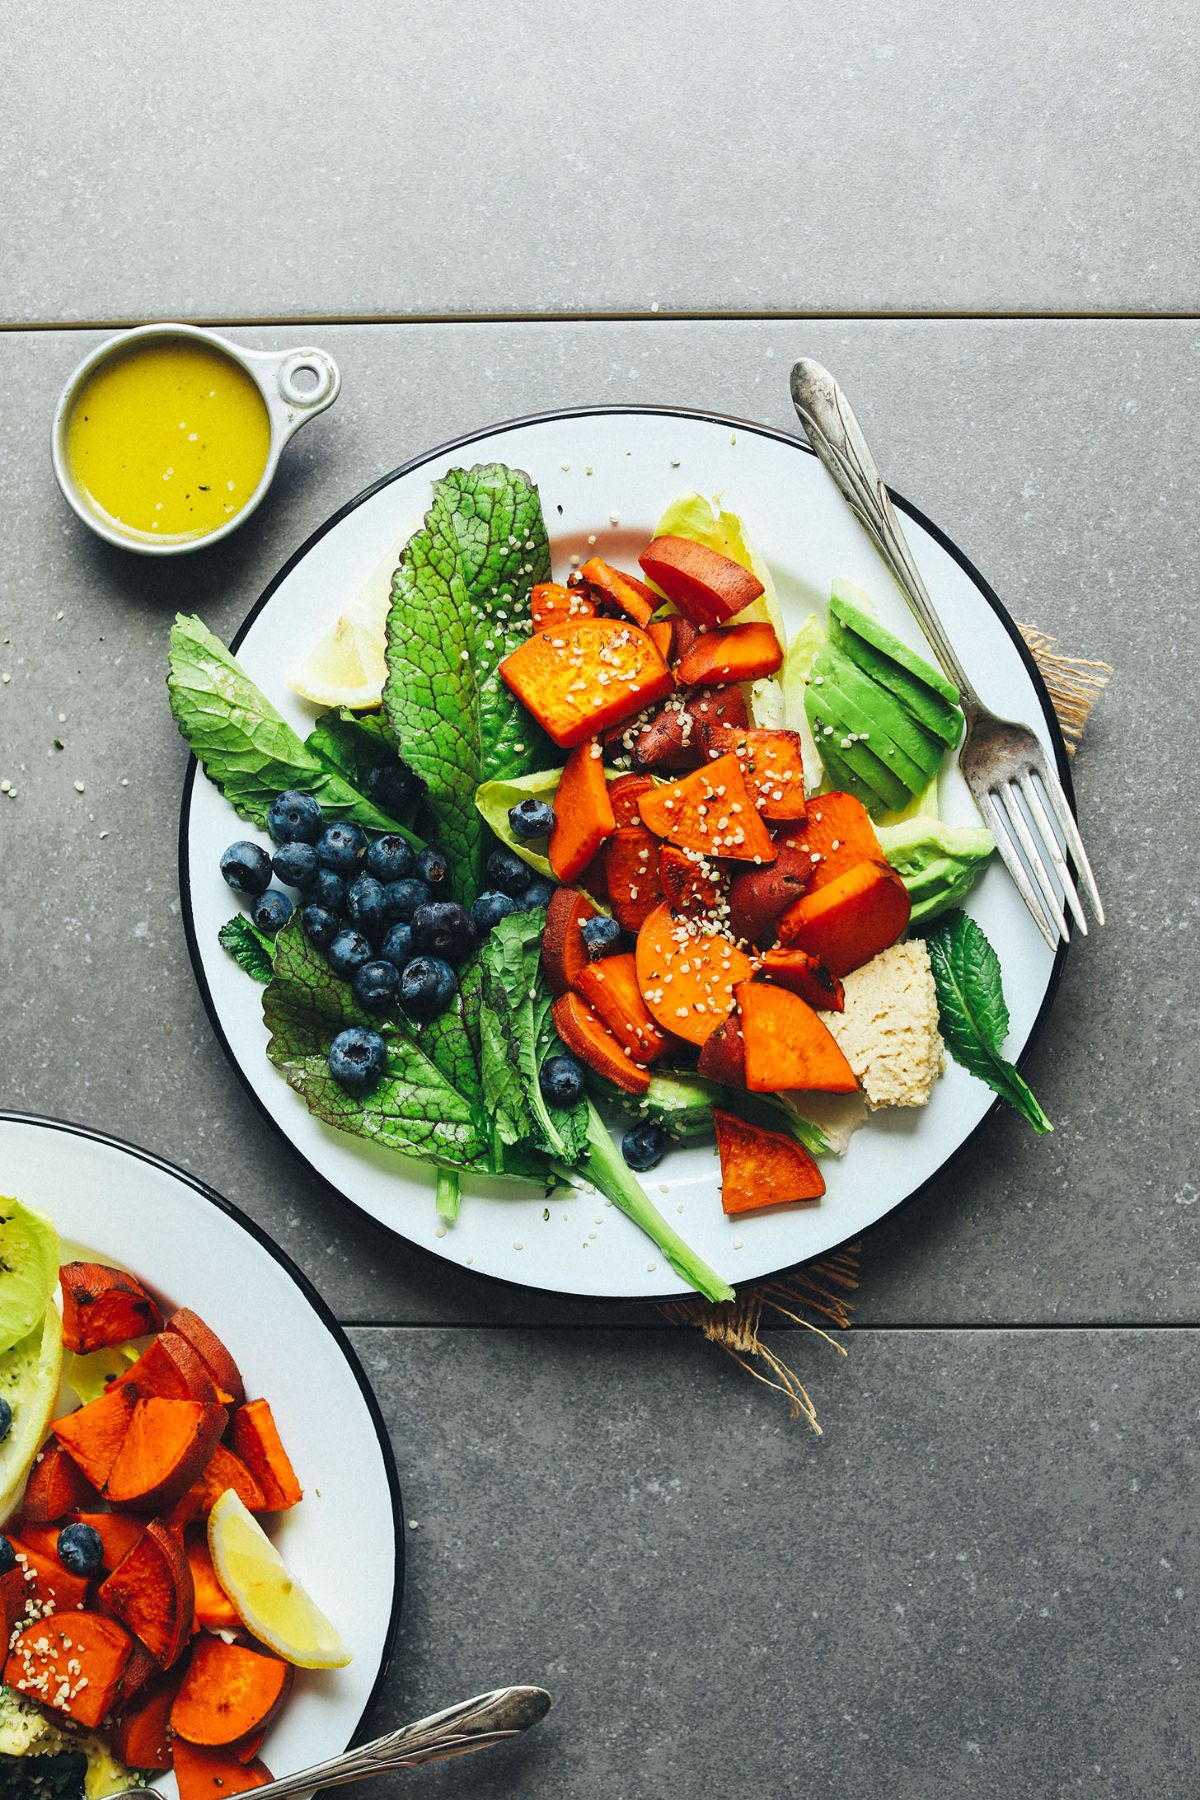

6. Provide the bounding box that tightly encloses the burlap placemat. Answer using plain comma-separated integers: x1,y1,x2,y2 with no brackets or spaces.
661,625,1112,1428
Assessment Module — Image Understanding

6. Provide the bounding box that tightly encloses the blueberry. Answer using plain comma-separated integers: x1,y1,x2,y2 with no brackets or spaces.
486,847,532,898
316,821,368,875
622,1122,668,1172
380,923,415,969
416,846,451,892
352,958,401,1013
250,890,293,936
220,841,272,896
0,1536,16,1576
398,955,457,1022
367,759,421,818
328,1025,388,1091
310,867,347,912
366,833,415,884
268,790,323,845
580,915,622,959
346,875,389,937
509,797,556,841
271,841,319,890
539,1055,586,1108
301,903,340,950
382,878,431,924
410,902,478,967
0,1399,11,1444
327,929,374,978
516,877,556,911
471,890,519,933
57,1521,104,1576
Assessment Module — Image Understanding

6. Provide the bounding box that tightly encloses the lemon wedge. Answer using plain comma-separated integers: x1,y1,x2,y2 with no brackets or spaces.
208,1488,352,1669
289,548,396,711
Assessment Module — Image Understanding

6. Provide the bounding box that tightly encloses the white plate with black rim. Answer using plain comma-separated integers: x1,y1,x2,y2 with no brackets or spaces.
0,1110,401,1798
180,406,1070,1303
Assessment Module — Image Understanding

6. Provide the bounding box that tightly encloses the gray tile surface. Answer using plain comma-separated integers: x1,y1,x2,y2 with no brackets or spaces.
1,318,1195,1325
3,0,1198,322
342,1325,1199,1800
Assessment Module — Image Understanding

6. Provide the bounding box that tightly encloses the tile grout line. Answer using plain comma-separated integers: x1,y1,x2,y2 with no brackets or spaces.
2,308,1199,333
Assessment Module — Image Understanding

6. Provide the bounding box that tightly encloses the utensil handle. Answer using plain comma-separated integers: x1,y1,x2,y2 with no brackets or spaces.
789,358,981,708
235,1684,552,1797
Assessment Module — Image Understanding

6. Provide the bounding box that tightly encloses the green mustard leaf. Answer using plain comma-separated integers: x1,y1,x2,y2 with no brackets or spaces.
382,464,554,901
263,918,490,1169
218,915,275,984
478,906,587,1164
925,910,1052,1135
168,614,401,832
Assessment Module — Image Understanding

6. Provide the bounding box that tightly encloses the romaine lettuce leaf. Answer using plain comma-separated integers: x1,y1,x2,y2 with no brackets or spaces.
653,491,787,642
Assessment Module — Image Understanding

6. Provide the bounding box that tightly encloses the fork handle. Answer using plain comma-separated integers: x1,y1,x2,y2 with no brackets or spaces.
790,358,982,710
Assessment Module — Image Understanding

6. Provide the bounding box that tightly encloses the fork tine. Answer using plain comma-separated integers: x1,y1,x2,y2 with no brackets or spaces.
977,789,1059,951
1029,761,1105,925
1018,771,1089,935
997,781,1073,942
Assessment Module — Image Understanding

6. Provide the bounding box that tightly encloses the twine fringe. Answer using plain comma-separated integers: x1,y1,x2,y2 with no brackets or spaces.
1016,625,1112,755
662,626,1110,1423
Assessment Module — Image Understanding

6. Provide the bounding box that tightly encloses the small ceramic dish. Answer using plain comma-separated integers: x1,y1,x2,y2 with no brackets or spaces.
51,321,340,556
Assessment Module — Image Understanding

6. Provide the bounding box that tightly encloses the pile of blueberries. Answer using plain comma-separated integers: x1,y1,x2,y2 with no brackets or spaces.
220,787,559,1092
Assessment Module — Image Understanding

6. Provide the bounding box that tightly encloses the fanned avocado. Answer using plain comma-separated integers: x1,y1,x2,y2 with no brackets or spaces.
829,588,963,744
804,697,910,813
813,649,945,782
812,740,891,812
807,656,929,803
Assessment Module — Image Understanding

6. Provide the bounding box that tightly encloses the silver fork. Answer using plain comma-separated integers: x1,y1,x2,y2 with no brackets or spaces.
109,1682,552,1800
789,357,1103,950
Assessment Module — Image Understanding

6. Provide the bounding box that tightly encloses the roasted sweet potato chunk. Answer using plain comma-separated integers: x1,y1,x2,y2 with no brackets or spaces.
777,859,911,976
695,1011,746,1088
171,1636,293,1746
698,724,807,821
119,1332,221,1405
626,686,749,772
185,1526,240,1631
104,1397,227,1513
639,536,763,627
53,1381,141,1490
604,825,665,933
550,992,651,1095
99,1516,195,1668
499,618,673,748
73,1509,146,1572
112,1668,183,1770
758,948,845,1012
0,1565,27,1645
608,771,655,826
5,1611,131,1728
575,954,675,1064
579,557,658,629
676,622,783,687
114,1638,159,1709
542,885,599,997
658,844,727,918
735,982,858,1093
21,1441,100,1523
7,1537,90,1613
636,753,776,863
726,845,815,944
165,1443,267,1531
59,1261,162,1354
531,580,597,632
228,1400,302,1511
773,790,882,891
713,1109,826,1215
634,904,753,1048
172,1739,274,1799
548,740,616,882
164,1309,246,1405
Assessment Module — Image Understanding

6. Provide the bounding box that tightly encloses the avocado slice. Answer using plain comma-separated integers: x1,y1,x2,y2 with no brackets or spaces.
829,589,963,743
814,740,891,812
817,650,946,780
808,654,932,800
805,699,911,813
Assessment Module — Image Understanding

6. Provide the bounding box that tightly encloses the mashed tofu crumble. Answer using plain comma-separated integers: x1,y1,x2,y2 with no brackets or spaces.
822,940,944,1109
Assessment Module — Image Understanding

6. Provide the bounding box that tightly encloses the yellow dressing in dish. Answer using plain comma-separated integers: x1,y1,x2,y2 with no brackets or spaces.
67,339,270,543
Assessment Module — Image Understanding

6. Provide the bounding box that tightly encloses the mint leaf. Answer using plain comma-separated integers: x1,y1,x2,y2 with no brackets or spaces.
383,465,554,900
218,916,275,983
263,918,490,1169
168,615,402,833
925,910,1052,1135
478,906,588,1165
